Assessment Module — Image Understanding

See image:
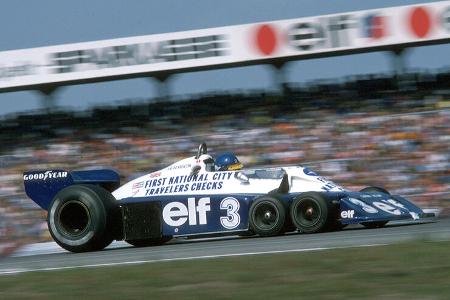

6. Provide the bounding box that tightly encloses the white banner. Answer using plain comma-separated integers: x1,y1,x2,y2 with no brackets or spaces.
0,1,449,91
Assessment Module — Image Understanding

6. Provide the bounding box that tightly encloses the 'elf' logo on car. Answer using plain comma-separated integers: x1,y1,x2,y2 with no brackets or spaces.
163,197,211,227
341,210,355,219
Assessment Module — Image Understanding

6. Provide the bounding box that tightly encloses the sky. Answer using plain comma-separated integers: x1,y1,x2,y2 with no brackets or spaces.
0,0,448,116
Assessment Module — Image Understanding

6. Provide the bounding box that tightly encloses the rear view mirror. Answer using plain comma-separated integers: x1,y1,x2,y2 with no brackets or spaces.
235,172,249,184
190,165,201,176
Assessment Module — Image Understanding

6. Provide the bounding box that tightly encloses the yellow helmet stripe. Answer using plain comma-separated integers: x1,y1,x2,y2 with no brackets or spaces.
227,163,243,171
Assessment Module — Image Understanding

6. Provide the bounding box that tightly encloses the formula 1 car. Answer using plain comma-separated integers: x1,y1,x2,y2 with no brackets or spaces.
23,143,433,253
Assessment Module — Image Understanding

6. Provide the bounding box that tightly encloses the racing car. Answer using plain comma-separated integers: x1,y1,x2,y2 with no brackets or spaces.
23,143,434,253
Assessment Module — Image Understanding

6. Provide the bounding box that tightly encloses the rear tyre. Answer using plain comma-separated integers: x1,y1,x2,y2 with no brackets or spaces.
126,236,172,247
249,196,286,237
47,184,118,253
360,186,390,229
290,192,332,233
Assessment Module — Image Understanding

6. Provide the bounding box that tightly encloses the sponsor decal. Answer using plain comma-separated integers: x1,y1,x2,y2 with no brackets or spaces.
340,210,355,219
316,176,345,192
23,171,68,181
163,197,211,227
348,198,378,214
361,193,383,198
348,198,408,215
385,198,406,209
162,196,242,230
372,201,401,215
132,181,144,190
144,172,233,196
166,164,192,171
372,199,407,215
149,172,161,178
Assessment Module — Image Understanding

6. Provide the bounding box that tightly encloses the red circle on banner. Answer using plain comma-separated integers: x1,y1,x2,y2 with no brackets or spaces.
372,16,385,39
255,24,277,55
409,7,431,38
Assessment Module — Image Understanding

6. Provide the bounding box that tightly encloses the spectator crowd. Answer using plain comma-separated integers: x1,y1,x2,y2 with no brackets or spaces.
0,70,449,254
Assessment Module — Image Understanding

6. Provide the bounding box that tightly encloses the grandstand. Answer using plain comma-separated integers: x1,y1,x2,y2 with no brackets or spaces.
0,70,448,253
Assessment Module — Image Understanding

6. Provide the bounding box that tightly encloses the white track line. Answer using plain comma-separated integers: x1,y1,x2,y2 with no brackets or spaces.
0,243,386,275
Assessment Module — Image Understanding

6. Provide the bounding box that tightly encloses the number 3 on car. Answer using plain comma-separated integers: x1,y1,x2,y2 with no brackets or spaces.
220,197,241,230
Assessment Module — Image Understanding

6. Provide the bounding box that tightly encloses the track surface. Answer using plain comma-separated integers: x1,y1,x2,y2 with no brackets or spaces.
1,218,449,274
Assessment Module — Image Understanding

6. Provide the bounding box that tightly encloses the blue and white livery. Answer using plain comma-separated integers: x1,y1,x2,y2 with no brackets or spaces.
23,143,434,252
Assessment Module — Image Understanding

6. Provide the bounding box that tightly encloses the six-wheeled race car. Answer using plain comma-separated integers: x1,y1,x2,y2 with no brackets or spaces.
23,143,434,253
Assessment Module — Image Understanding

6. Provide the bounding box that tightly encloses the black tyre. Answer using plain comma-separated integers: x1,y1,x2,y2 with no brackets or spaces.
249,196,286,237
47,184,118,253
290,192,332,233
359,187,389,229
126,236,172,247
360,186,390,195
269,191,296,234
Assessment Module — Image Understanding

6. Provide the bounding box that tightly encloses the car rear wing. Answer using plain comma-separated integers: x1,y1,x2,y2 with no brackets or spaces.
23,169,120,210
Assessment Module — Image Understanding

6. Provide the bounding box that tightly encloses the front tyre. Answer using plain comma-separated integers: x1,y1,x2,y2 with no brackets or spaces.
249,196,286,237
47,184,118,253
360,186,390,195
290,192,332,233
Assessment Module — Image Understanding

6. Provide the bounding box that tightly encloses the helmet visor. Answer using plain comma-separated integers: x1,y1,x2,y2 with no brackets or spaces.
227,162,243,171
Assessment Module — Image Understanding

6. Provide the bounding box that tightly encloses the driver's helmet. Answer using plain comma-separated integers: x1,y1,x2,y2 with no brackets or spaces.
215,152,243,171
198,154,215,172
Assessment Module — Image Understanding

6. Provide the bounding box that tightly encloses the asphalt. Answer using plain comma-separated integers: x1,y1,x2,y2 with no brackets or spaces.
1,218,449,275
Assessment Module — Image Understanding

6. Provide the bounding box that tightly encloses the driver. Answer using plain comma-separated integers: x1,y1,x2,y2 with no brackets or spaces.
215,152,243,171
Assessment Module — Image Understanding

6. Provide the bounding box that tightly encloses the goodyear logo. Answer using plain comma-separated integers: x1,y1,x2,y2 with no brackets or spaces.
24,171,68,181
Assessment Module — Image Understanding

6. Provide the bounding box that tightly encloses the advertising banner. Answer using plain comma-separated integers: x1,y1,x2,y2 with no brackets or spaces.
0,1,449,91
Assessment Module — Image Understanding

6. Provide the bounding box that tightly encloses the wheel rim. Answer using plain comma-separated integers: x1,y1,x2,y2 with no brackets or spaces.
57,200,91,237
293,198,321,228
252,201,279,232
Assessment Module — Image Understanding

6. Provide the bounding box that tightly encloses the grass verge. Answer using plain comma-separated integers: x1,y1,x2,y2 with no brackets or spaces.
1,240,450,299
